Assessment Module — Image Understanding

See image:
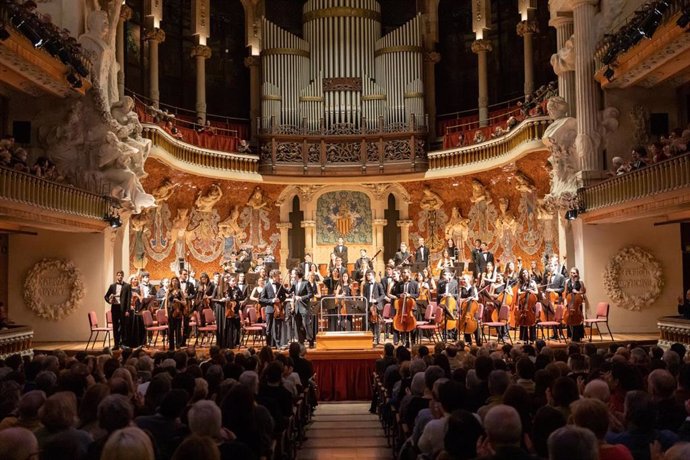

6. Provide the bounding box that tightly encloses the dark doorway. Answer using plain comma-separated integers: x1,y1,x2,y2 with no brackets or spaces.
288,195,305,263
384,194,400,263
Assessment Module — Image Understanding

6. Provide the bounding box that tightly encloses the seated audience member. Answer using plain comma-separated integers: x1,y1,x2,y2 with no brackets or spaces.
606,391,678,460
101,426,155,460
77,383,109,439
571,398,633,460
135,389,190,460
418,380,465,457
0,147,12,167
439,409,484,460
530,406,566,459
547,426,599,460
678,290,690,320
221,383,274,459
648,369,686,431
629,146,649,170
34,391,92,457
478,370,510,420
187,400,254,460
475,405,533,460
0,427,39,460
256,361,293,434
86,394,134,460
171,434,220,460
0,390,45,431
11,148,29,173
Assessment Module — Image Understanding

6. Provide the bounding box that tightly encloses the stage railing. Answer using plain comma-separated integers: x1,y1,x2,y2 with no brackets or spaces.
427,116,551,170
142,125,260,174
319,296,369,334
0,166,110,220
578,152,690,212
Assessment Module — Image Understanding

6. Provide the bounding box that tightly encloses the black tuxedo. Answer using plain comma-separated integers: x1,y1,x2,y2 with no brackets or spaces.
300,262,316,277
415,246,429,266
394,250,411,267
363,281,385,344
392,279,419,299
288,279,313,344
104,282,132,348
546,273,565,294
476,251,494,274
437,279,459,300
334,244,348,265
259,281,287,347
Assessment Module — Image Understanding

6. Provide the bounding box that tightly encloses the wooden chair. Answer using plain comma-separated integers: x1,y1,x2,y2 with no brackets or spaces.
416,306,444,343
482,304,512,344
242,306,266,347
142,310,167,347
86,311,112,350
381,303,394,340
584,302,614,342
538,303,565,342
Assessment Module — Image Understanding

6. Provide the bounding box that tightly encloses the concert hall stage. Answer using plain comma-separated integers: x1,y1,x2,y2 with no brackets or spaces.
33,333,658,401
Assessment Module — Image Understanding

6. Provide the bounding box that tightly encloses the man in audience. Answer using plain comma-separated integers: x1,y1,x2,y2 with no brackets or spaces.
135,389,190,459
418,380,464,457
476,404,533,460
547,426,599,460
0,427,39,460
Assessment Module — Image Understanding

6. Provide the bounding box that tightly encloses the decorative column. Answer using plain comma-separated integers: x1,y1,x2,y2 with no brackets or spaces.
276,222,292,273
244,56,261,140
373,219,387,274
569,0,602,174
472,40,493,127
549,13,576,116
422,0,440,141
397,220,413,248
301,220,316,256
517,19,539,97
145,28,166,108
116,5,133,101
191,44,212,123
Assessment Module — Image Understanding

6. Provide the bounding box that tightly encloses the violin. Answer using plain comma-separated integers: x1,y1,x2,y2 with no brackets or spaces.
273,283,286,320
225,300,238,319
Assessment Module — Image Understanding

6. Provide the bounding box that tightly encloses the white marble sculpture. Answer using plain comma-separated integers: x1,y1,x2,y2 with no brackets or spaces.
550,35,575,76
542,97,578,206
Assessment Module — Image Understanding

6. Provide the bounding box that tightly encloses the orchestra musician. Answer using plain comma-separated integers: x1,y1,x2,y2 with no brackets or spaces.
437,269,458,342
415,272,430,322
179,269,196,346
476,241,494,276
104,270,132,350
259,269,286,348
517,268,538,343
139,272,157,311
327,253,338,273
211,274,228,347
166,276,186,350
127,275,145,348
565,267,586,342
421,268,436,291
287,268,313,345
335,271,354,331
391,268,418,347
415,237,430,267
394,242,412,267
503,261,518,284
225,275,242,349
249,277,265,304
323,267,341,331
445,238,460,264
436,249,454,273
306,271,321,346
543,267,565,339
530,260,544,285
471,239,482,278
354,249,372,282
193,272,214,317
362,270,385,345
300,254,317,279
334,237,348,266
459,274,481,346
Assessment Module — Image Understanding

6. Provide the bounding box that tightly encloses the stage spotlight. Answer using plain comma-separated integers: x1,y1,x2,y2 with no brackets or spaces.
639,1,669,38
66,71,82,88
565,209,578,221
103,212,122,228
678,8,690,29
603,66,615,82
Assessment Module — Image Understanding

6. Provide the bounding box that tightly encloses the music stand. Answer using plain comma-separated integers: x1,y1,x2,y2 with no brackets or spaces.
264,262,278,272
412,262,427,273
467,262,476,274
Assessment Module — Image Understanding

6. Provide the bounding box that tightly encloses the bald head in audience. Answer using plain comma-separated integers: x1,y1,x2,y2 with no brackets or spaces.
0,427,39,460
548,426,598,460
484,404,522,447
583,378,610,402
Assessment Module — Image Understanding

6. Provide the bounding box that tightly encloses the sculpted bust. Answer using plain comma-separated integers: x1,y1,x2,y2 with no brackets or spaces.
79,10,118,110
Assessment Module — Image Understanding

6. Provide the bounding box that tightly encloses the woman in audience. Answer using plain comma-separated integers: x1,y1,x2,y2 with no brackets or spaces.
571,398,633,460
221,383,274,459
101,426,154,460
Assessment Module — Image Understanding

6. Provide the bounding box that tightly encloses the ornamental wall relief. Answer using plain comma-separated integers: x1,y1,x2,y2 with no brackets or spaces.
603,246,663,311
24,259,85,321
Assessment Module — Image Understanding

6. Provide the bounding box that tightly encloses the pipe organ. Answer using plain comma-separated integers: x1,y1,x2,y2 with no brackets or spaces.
260,0,424,133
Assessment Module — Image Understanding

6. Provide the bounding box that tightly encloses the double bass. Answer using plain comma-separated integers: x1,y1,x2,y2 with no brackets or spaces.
393,293,417,332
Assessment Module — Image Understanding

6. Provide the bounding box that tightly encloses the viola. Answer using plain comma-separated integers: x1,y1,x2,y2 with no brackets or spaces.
458,298,479,334
225,300,238,319
440,295,458,331
393,293,417,332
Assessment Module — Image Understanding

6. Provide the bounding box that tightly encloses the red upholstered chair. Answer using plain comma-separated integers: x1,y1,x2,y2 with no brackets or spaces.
416,306,444,343
482,304,512,344
584,302,614,342
86,311,112,350
242,306,266,347
196,308,217,346
382,303,394,340
538,304,565,342
142,310,168,347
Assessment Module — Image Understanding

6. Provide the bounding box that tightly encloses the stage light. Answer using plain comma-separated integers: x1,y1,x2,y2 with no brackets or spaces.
565,209,578,220
678,8,690,29
66,71,82,88
104,212,122,228
603,66,615,82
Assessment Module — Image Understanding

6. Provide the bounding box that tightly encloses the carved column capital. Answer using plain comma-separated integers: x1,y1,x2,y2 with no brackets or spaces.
300,220,317,229
276,222,292,230
516,19,540,36
191,44,212,59
144,28,166,44
396,220,414,228
120,4,133,22
424,51,441,64
244,55,261,68
373,219,388,227
471,39,493,54
548,13,573,29
564,0,598,10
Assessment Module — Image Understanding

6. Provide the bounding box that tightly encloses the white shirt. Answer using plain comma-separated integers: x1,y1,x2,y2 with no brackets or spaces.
114,283,122,304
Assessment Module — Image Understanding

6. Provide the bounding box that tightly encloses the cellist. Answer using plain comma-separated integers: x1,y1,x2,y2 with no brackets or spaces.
459,275,481,346
565,267,587,342
437,269,458,342
517,268,538,343
542,267,565,339
391,268,418,347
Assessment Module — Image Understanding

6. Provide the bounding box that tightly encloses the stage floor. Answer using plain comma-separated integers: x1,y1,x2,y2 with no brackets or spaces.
34,332,660,357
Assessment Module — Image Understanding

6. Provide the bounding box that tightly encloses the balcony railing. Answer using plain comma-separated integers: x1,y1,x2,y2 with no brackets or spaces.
142,125,260,174
427,117,551,170
0,166,110,220
579,152,690,212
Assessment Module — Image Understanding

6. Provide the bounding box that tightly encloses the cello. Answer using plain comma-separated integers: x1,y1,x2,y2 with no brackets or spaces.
440,294,458,331
516,291,537,327
457,298,479,335
393,293,417,332
563,291,584,326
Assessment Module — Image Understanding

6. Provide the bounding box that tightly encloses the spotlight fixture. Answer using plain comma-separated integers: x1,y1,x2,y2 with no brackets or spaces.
104,212,122,228
678,8,690,29
66,71,82,88
638,1,669,38
565,209,578,221
603,66,615,82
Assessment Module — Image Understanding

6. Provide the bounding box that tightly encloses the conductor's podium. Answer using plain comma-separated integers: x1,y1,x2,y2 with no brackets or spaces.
317,295,371,350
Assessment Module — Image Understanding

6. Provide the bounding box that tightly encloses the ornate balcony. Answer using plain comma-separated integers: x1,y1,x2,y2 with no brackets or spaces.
427,117,551,172
578,152,690,223
0,166,110,231
0,325,33,359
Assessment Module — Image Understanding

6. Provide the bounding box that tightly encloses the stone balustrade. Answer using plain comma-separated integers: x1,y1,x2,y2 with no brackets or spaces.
0,166,110,220
579,152,690,212
658,316,690,350
428,116,551,170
